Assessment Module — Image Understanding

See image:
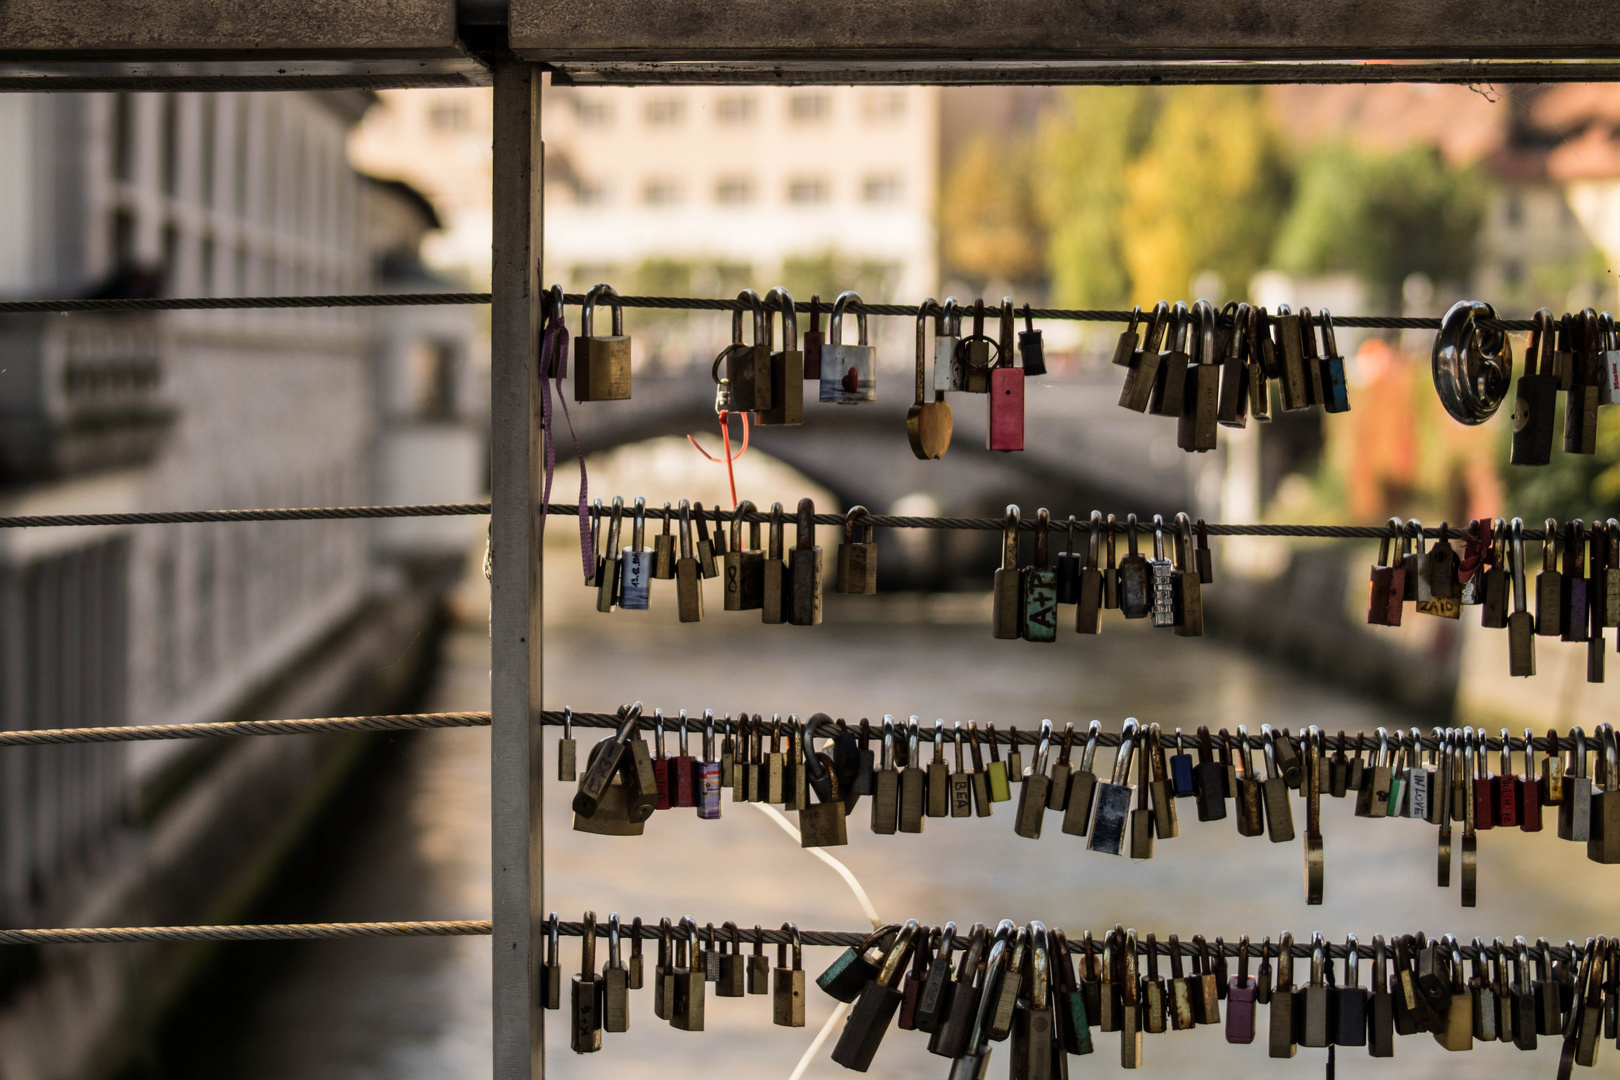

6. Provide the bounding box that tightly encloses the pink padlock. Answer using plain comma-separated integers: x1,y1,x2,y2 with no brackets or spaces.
1225,935,1257,1044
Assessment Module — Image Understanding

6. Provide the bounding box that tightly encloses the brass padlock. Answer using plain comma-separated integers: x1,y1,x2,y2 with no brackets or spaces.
723,499,764,611
726,288,771,413
574,283,631,401
759,286,802,425
836,504,878,595
788,497,824,625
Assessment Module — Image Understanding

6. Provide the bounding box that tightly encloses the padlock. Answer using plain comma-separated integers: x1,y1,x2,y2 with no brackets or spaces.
1232,726,1265,837
1367,936,1395,1056
583,498,604,587
786,497,823,625
926,719,950,818
746,924,769,995
1298,934,1332,1048
909,298,953,460
1218,300,1251,428
759,285,802,425
1118,928,1145,1068
1049,927,1093,1056
1302,727,1325,903
1316,307,1351,412
1192,726,1227,822
775,923,806,1027
1102,513,1120,610
828,921,917,1071
1148,300,1191,417
871,716,900,835
1011,925,1060,1080
1274,303,1309,412
1022,508,1058,641
603,914,631,1032
1045,723,1076,813
1470,936,1499,1043
619,496,653,611
818,923,899,1004
1147,514,1174,627
1014,720,1054,839
697,711,722,819
988,299,1025,451
1566,308,1601,454
1367,516,1407,625
1117,513,1150,619
1244,305,1273,422
652,501,676,579
1172,511,1203,636
1601,309,1620,405
1120,301,1173,412
574,283,632,401
722,499,764,611
836,504,878,595
989,925,1029,1042
724,288,771,413
1298,307,1327,406
1226,936,1257,1044
798,737,849,849
1178,299,1220,452
955,298,995,393
1055,514,1083,605
1018,302,1046,377
715,922,747,998
898,927,932,1031
1061,720,1102,835
1141,932,1169,1034
543,913,563,1010
1403,518,1431,603
571,702,648,821
820,289,876,404
1520,726,1544,831
991,505,1023,638
1508,517,1536,675
1260,725,1294,842
672,710,697,808
1146,724,1179,840
674,499,703,623
1087,720,1137,856
1478,518,1508,627
966,723,994,816
761,501,788,625
1509,937,1538,1050
930,923,989,1058
1513,307,1559,465
803,294,824,381
934,296,962,392
595,496,624,612
1075,511,1106,634
1268,932,1298,1058
1536,516,1562,635
1432,936,1472,1051
949,724,973,818
557,706,577,783
985,721,1012,803
899,718,927,833
1588,723,1620,863
570,911,603,1052
1109,304,1143,367
1561,726,1593,842
692,500,717,579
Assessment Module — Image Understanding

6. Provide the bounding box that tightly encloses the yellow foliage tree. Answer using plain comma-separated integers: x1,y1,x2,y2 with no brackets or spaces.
940,133,1044,287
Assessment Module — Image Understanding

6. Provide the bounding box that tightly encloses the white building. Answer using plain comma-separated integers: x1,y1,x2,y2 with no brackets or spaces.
0,89,479,1080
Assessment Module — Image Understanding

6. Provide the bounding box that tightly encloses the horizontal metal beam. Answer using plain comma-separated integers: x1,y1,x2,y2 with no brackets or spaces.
0,58,489,91
551,59,1620,87
513,0,1620,64
0,0,461,60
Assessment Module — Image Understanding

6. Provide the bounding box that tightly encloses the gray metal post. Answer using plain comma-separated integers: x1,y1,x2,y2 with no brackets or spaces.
490,59,545,1080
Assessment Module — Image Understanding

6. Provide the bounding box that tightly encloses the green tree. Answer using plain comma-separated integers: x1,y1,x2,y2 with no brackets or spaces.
1031,87,1159,308
1271,142,1484,309
941,134,1044,288
1118,86,1293,304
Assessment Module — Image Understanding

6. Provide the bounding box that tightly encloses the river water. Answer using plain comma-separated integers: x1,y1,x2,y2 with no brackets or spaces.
174,452,1619,1080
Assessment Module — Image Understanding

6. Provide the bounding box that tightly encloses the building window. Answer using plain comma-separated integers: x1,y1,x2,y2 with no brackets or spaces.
789,93,829,122
862,174,902,204
574,98,613,126
715,177,755,205
645,98,685,126
788,177,830,205
1504,193,1523,228
716,95,756,122
576,180,609,206
643,178,683,205
429,100,469,131
862,91,906,120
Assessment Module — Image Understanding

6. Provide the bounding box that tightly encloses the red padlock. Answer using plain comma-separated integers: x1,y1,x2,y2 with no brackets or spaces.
1492,728,1520,828
987,298,1025,452
1519,726,1544,831
1471,728,1495,830
672,709,697,808
652,709,672,811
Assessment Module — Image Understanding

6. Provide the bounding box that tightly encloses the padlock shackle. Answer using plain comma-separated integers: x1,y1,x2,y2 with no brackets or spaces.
731,288,765,350
1277,931,1294,987
1125,512,1140,558
612,701,645,745
997,298,1016,369
1087,510,1103,569
604,495,625,556
1227,302,1251,362
767,501,785,559
829,290,867,347
913,297,940,405
1175,511,1194,569
1141,300,1170,352
580,910,597,977
1030,922,1051,1003
1034,508,1051,568
875,920,920,989
843,504,869,545
1113,719,1139,784
1195,298,1217,367
763,286,797,350
546,912,560,965
580,282,623,338
631,495,646,549
1000,504,1021,571
779,921,802,969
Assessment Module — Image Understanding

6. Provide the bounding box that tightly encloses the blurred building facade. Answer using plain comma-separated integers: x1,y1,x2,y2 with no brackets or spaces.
0,89,479,1080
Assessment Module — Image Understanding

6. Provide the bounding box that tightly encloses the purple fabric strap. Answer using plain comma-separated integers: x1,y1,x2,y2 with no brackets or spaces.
538,316,592,576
